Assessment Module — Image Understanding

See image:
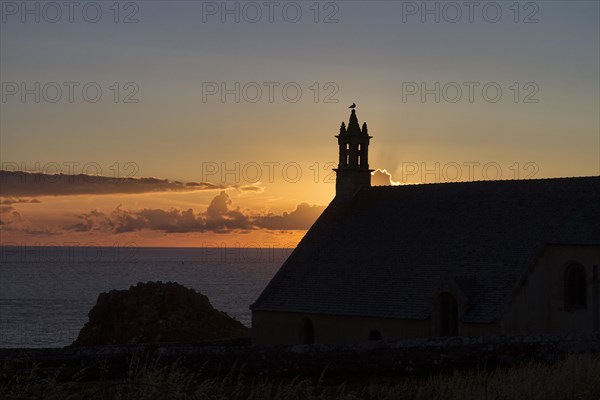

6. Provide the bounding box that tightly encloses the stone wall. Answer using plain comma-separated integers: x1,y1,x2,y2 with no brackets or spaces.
252,310,500,345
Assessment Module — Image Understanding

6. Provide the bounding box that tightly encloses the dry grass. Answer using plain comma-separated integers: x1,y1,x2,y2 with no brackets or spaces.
1,355,599,400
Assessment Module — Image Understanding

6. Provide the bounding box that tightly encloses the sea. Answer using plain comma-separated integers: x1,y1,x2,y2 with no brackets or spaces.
0,246,288,348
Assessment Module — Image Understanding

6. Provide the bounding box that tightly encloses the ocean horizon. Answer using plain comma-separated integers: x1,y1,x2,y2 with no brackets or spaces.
0,246,288,348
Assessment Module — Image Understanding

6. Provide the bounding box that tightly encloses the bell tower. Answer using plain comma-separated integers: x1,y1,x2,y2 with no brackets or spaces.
334,108,373,201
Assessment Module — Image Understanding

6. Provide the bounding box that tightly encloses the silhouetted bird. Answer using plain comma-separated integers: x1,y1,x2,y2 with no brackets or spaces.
349,103,356,109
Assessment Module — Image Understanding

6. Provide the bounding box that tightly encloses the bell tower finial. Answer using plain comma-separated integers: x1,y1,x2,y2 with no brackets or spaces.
333,108,373,201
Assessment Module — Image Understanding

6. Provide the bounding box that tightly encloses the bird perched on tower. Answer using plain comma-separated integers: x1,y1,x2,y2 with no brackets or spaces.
349,103,356,109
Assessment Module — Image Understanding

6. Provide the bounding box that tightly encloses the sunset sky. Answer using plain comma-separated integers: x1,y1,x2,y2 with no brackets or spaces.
1,1,599,247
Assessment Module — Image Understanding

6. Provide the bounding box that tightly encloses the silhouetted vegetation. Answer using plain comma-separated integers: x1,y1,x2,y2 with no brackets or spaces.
2,355,599,399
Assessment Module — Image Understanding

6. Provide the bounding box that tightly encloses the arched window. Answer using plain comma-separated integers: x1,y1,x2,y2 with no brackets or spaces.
438,292,458,336
299,317,314,344
565,263,587,310
368,330,382,341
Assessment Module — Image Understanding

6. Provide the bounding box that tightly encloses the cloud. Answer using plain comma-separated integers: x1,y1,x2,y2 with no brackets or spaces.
0,203,61,236
0,170,227,197
116,207,204,234
204,191,254,232
371,169,400,186
207,191,232,216
236,184,265,193
66,191,324,234
69,209,114,233
0,205,26,229
0,198,41,205
254,203,325,230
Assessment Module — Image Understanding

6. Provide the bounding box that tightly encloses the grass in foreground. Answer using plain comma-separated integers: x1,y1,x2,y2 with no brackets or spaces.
1,355,599,400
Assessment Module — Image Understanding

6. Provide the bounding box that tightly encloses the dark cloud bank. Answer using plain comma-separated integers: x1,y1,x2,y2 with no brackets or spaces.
0,170,237,197
0,171,325,234
69,191,325,234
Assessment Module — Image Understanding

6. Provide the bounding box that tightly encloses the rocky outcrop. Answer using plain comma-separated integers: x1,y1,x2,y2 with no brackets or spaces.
72,281,249,346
